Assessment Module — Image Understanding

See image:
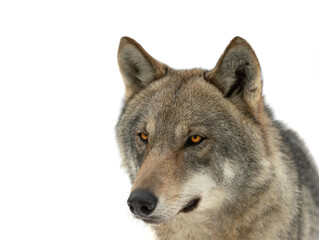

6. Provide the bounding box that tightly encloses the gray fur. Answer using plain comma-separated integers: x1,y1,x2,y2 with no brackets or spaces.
116,36,319,240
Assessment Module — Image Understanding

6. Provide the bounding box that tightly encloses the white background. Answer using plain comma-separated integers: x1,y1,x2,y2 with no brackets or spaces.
0,1,318,239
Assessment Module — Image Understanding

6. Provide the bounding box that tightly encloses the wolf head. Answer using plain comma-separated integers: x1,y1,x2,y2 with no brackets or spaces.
116,37,274,225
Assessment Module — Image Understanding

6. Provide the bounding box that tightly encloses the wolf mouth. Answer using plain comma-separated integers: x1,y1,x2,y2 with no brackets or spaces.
180,198,201,213
142,218,161,224
137,215,164,225
138,198,201,225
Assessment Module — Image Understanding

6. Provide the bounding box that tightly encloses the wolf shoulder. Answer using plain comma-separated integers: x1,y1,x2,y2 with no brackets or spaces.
276,121,319,202
275,120,319,236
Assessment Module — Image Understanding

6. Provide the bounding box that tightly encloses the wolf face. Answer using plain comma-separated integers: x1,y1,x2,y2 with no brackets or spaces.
116,37,276,225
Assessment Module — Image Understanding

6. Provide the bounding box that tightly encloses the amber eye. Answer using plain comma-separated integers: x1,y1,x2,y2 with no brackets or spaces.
186,135,204,146
190,135,202,143
139,133,149,143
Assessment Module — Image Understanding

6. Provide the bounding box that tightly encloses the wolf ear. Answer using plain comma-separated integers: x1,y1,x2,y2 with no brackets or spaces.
118,37,167,100
206,37,263,120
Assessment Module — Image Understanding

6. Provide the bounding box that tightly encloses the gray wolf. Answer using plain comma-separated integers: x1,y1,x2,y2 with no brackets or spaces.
116,36,319,239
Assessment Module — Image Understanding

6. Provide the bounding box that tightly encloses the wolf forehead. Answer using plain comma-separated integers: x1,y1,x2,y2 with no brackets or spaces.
119,70,234,132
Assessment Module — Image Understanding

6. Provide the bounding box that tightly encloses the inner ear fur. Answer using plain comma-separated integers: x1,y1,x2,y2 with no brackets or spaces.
205,36,264,122
118,37,167,101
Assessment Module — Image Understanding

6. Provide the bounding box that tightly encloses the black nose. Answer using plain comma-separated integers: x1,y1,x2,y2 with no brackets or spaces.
127,189,158,217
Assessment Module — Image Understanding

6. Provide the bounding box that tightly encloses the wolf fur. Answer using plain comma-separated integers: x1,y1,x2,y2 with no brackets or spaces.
116,36,319,240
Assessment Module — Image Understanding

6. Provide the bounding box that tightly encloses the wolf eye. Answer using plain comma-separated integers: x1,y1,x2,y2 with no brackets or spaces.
139,133,148,143
186,135,204,146
190,135,202,144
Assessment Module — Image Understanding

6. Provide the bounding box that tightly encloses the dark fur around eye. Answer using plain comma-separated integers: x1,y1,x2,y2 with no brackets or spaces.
138,133,149,143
